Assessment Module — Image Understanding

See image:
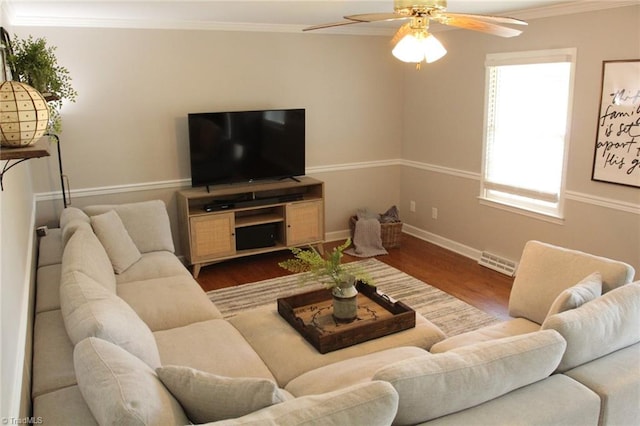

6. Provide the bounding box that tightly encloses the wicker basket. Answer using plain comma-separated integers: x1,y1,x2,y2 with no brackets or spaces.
349,216,403,249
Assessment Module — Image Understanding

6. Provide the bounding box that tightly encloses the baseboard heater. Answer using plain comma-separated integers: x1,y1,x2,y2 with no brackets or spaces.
478,251,517,277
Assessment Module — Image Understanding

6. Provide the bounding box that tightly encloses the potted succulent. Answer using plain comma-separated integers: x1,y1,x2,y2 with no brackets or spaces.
278,238,373,322
7,34,78,133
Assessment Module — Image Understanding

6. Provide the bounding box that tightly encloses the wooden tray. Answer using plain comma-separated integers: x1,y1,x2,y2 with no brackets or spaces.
277,282,415,354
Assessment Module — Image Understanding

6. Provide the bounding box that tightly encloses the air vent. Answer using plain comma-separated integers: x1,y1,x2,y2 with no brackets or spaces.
478,251,517,277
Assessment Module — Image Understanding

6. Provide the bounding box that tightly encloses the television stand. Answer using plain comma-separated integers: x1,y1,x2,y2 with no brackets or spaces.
177,177,325,278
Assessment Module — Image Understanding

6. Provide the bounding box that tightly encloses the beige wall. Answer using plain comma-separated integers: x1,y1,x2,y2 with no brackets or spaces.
21,26,406,241
400,5,640,272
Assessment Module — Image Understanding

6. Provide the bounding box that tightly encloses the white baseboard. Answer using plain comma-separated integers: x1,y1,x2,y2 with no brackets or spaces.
325,225,482,262
401,224,482,261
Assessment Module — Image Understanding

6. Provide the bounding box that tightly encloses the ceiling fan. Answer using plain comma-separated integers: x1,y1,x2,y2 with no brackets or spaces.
303,0,527,68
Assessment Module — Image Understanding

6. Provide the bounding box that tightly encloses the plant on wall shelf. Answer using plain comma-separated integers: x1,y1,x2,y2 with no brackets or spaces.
7,35,78,133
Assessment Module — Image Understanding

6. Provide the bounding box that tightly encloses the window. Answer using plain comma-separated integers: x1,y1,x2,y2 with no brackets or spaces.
480,48,576,220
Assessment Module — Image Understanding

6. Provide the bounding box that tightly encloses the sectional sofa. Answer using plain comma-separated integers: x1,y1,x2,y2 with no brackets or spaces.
31,200,639,425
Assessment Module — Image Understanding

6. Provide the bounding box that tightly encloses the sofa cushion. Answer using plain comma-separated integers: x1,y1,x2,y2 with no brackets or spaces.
157,365,288,423
509,240,634,324
542,282,640,372
60,270,161,368
116,275,222,331
62,227,116,293
33,385,97,426
32,310,76,398
74,337,189,426
430,317,540,353
564,342,640,426
544,272,602,320
153,319,276,381
422,374,600,426
90,209,141,274
36,263,62,313
38,227,63,267
84,200,175,253
209,381,399,426
372,329,566,425
115,251,192,284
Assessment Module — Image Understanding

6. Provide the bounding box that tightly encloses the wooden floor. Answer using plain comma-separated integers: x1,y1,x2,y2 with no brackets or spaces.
195,234,515,320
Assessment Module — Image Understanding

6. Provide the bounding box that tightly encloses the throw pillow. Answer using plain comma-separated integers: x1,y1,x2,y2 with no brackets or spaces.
74,337,189,426
156,365,288,423
90,210,141,274
84,200,175,253
372,329,566,425
543,272,602,322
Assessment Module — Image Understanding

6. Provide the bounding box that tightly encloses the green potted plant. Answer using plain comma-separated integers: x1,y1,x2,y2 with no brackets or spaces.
7,35,78,133
279,238,373,322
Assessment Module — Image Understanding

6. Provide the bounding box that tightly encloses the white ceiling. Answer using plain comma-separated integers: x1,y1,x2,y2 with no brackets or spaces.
3,1,636,35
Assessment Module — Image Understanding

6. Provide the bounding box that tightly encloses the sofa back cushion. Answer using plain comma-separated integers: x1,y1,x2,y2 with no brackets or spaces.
542,282,640,372
60,206,90,232
74,337,189,426
509,240,635,324
60,207,91,247
60,269,161,369
84,200,174,253
372,330,566,425
90,210,141,274
211,381,399,426
62,227,116,293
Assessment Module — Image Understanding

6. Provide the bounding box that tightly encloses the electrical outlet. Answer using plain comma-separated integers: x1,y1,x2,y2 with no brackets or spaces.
410,200,416,212
432,207,438,219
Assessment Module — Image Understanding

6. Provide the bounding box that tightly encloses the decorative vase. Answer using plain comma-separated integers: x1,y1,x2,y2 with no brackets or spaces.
331,275,358,323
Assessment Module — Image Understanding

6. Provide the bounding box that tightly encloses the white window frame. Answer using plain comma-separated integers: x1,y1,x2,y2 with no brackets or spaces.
479,48,577,223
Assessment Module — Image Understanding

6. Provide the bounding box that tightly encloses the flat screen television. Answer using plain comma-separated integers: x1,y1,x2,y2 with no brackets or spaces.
187,108,305,188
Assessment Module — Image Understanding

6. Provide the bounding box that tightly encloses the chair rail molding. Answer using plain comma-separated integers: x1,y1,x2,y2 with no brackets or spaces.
34,159,639,216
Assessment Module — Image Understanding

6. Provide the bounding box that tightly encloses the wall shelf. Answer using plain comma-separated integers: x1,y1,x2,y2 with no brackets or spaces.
0,137,51,190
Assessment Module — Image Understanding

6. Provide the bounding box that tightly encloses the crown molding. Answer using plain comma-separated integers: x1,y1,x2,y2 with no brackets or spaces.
7,1,637,33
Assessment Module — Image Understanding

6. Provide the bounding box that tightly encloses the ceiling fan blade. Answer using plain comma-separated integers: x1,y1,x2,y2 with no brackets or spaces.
303,20,365,31
436,14,524,38
444,12,527,26
345,13,409,23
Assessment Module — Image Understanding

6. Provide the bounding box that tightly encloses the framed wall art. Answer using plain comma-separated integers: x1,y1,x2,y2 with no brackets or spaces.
591,59,640,188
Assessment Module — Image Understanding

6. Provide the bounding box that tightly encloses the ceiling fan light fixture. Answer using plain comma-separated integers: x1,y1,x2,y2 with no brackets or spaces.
392,30,447,64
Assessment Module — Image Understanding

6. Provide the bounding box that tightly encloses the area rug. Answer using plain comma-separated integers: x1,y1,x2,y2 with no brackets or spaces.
207,258,500,337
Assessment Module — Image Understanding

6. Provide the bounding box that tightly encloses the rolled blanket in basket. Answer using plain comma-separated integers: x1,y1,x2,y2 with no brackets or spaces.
345,216,388,258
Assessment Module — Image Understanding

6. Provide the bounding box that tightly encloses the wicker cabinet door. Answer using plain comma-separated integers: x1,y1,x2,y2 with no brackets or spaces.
190,213,235,262
286,200,324,246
